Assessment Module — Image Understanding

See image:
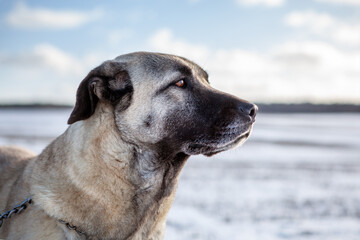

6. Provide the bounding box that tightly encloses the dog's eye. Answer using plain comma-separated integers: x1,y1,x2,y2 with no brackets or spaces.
175,79,186,88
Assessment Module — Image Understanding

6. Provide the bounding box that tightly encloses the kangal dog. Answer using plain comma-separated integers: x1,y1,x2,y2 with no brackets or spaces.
0,52,257,240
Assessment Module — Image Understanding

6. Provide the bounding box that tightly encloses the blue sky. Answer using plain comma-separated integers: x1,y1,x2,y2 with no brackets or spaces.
0,0,359,104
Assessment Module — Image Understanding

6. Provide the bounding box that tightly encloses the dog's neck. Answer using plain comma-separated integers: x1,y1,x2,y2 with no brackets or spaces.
28,103,188,239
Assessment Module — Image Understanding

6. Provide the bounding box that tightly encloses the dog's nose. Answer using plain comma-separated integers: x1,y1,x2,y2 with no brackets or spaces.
239,102,258,120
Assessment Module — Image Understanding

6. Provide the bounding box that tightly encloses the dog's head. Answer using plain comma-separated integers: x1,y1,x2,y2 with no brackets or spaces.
68,52,257,157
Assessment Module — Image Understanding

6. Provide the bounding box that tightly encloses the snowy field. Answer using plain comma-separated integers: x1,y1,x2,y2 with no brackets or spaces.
0,109,360,240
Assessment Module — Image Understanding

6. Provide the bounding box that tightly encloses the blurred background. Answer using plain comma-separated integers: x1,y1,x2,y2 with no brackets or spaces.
1,0,360,104
0,0,359,239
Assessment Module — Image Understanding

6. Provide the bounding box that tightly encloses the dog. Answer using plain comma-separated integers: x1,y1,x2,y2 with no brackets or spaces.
0,52,257,240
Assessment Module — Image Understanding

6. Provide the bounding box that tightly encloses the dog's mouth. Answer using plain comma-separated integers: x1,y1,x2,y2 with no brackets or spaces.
184,126,253,156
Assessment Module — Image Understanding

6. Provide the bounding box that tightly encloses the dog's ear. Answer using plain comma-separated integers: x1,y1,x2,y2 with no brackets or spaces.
67,61,133,124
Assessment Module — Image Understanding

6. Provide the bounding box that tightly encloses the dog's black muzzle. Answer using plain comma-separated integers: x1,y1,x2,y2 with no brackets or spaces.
179,88,258,156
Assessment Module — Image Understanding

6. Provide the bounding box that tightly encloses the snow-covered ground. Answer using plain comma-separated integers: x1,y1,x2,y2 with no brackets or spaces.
0,109,359,240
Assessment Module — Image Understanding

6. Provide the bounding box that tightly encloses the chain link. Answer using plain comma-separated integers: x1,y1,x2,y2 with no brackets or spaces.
58,219,85,235
0,197,32,228
0,197,85,236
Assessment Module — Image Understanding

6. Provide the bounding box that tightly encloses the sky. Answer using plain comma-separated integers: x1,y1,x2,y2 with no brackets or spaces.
0,0,359,105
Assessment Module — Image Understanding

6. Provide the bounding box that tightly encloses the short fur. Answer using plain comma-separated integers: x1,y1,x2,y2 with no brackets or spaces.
0,52,257,240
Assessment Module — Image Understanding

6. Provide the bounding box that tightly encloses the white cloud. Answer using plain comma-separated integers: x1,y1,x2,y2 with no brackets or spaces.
236,0,285,7
34,44,88,75
5,2,102,30
148,29,210,62
285,11,334,32
1,29,359,104
270,41,360,102
285,10,360,46
0,44,86,75
0,44,108,104
149,29,360,103
315,0,360,7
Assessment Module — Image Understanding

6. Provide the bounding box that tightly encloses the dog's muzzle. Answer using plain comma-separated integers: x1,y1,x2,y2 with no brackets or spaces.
184,100,258,156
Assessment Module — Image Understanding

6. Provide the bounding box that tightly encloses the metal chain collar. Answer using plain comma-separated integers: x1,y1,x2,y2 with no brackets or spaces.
0,197,32,228
58,219,85,236
0,197,85,237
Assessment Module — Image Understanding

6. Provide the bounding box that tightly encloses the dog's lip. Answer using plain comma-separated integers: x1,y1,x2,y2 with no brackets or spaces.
185,129,252,156
216,130,250,149
204,131,251,156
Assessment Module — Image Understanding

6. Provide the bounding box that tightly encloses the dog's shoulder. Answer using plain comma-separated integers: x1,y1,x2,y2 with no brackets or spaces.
0,146,35,188
0,146,35,210
0,146,35,171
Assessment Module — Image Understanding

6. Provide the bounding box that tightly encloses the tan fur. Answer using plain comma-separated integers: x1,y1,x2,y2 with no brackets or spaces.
0,52,256,239
0,103,183,240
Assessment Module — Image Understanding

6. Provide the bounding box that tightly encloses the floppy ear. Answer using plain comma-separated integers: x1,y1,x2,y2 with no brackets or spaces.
67,61,133,124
